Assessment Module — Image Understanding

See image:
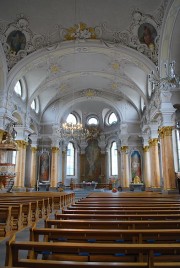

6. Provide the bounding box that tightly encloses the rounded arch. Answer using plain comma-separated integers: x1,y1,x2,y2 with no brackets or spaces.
45,96,125,125
12,111,23,125
0,42,8,93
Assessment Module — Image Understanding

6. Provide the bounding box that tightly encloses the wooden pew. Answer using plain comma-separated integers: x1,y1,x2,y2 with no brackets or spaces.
56,212,180,221
45,218,180,230
74,198,180,207
0,197,49,220
5,259,148,268
0,203,25,231
0,191,75,212
62,208,180,214
0,200,40,227
30,224,180,244
68,205,180,210
0,192,75,229
0,206,12,237
6,234,180,267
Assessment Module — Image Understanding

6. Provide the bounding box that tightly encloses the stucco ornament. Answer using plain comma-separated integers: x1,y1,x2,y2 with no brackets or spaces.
0,2,166,69
64,22,97,40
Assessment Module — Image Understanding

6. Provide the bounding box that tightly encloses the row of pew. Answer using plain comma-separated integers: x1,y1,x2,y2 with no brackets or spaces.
5,191,180,267
0,191,74,239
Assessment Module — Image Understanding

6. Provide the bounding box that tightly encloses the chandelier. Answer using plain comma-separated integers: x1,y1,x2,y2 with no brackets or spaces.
148,61,180,90
56,122,90,140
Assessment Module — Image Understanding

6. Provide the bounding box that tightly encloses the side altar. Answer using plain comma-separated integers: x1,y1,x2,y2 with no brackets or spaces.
129,176,145,191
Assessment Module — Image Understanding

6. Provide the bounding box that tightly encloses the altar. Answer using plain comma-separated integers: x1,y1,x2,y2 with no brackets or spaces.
81,181,97,190
129,182,145,191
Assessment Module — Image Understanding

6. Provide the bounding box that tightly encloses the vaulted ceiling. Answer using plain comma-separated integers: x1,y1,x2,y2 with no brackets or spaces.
0,0,179,138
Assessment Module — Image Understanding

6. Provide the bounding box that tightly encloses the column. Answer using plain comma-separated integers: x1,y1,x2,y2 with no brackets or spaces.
62,149,66,184
121,146,129,189
149,138,161,190
159,126,176,191
29,147,37,188
80,153,86,182
143,146,151,188
29,134,38,189
15,140,27,189
50,147,59,188
101,152,106,183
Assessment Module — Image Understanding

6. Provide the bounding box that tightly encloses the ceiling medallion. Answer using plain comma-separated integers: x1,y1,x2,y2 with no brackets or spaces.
111,82,119,90
81,89,100,99
112,62,120,71
50,64,60,73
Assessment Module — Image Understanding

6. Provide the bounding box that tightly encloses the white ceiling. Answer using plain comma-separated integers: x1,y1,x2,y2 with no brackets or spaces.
0,0,179,136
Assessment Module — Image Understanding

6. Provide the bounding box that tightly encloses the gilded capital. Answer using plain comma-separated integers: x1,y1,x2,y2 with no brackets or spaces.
143,146,149,152
121,146,128,152
159,126,173,138
52,147,59,153
158,128,164,139
149,138,159,147
31,147,37,153
0,129,5,143
16,140,28,149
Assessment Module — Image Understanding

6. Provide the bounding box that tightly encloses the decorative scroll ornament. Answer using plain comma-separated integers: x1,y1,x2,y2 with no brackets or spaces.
0,2,165,69
0,14,47,70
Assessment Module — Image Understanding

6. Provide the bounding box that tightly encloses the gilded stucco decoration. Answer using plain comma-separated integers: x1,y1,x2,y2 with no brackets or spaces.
81,88,101,99
64,22,97,40
0,2,166,70
0,14,47,70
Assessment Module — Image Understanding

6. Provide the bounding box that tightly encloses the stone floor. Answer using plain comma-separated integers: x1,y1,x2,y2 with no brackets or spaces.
0,189,93,267
0,188,135,267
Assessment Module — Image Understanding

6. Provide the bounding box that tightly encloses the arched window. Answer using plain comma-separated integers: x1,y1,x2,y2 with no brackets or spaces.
110,141,118,176
66,113,77,124
87,116,98,125
108,112,117,125
30,98,39,113
14,80,22,97
66,142,75,176
31,99,36,110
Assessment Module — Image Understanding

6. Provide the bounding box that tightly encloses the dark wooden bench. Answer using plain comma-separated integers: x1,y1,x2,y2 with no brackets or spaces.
56,212,180,220
0,192,75,233
6,234,180,267
45,218,180,229
68,205,180,210
30,224,180,244
62,208,180,214
0,191,75,211
72,199,180,204
0,206,12,237
0,203,25,231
